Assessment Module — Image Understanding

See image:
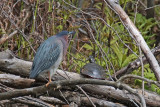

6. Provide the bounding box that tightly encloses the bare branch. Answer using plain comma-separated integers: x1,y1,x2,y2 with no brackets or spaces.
39,96,66,105
12,96,53,107
0,30,18,45
118,74,160,87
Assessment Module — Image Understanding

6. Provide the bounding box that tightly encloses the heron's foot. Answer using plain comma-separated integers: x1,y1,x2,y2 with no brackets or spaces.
46,72,52,87
46,80,51,87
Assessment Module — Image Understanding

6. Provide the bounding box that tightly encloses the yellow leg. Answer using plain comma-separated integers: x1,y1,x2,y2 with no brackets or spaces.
46,72,52,87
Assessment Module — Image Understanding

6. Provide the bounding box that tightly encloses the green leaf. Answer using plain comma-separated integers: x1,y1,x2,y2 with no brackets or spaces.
110,38,118,45
151,84,157,92
122,54,136,67
82,43,93,50
111,44,123,67
57,25,63,30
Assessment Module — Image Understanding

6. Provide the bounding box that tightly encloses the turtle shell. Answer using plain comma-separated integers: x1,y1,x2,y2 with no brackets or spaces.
80,63,106,80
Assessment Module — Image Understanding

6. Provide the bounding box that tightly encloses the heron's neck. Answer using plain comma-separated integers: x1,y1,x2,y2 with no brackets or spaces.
59,36,68,57
63,35,68,42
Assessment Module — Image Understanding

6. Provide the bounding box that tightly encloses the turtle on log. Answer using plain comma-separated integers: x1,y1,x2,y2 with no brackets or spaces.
80,56,106,80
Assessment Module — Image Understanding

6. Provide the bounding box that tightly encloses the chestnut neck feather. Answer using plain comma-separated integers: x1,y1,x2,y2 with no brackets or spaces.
58,35,68,57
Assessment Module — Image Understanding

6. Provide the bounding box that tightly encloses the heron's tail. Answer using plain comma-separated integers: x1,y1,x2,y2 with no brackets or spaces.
29,70,39,79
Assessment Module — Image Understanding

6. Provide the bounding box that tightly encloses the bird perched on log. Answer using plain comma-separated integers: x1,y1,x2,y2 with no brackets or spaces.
29,31,75,86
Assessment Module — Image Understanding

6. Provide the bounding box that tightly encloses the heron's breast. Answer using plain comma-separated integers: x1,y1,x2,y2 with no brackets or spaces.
51,42,63,69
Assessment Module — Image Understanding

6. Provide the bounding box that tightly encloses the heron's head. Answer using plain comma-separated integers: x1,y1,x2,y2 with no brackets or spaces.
57,31,75,37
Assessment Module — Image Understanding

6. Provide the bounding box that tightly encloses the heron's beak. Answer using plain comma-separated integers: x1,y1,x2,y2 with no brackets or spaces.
68,31,76,35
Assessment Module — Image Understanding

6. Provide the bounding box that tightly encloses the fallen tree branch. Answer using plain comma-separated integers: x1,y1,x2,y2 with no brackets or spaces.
80,97,127,107
1,50,160,106
0,74,34,88
0,78,146,107
0,50,32,78
47,90,127,107
12,96,53,107
39,96,66,105
1,73,160,106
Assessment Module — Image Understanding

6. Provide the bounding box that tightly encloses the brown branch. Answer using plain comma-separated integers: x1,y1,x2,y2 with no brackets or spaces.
0,30,18,45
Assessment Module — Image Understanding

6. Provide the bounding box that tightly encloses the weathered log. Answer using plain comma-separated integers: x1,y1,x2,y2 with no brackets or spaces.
0,50,31,77
0,74,34,88
0,50,160,106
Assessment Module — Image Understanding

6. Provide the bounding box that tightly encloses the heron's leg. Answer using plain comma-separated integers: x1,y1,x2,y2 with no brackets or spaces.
46,72,51,87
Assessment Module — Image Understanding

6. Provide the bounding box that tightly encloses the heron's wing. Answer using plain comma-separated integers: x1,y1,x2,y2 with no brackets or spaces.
30,36,61,78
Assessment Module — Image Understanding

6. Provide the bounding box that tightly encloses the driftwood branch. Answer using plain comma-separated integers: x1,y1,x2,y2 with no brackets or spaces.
0,50,32,77
12,96,53,107
0,82,128,107
0,74,34,88
0,78,139,107
47,89,127,107
104,0,160,81
39,96,66,105
0,79,144,101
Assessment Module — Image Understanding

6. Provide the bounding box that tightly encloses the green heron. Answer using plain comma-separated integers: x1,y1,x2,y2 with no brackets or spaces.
29,31,75,86
80,56,106,80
